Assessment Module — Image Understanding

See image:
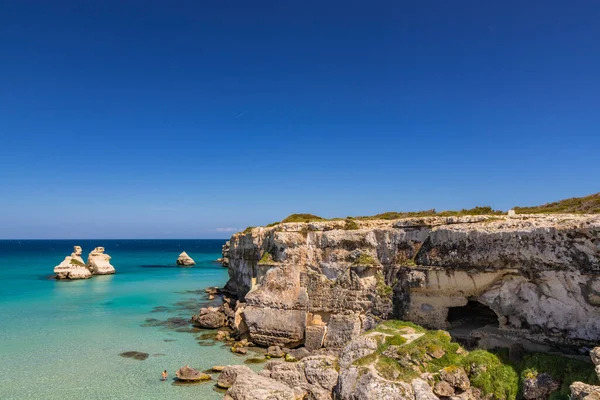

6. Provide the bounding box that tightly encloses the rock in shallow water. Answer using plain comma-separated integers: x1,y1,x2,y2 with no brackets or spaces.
53,245,92,280
176,251,195,266
191,307,228,329
175,365,211,381
87,247,116,275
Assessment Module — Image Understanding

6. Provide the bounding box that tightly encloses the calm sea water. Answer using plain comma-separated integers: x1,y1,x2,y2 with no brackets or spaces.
0,240,254,400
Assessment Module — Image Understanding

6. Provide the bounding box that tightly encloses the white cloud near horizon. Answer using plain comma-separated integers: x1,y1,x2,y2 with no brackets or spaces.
214,227,240,232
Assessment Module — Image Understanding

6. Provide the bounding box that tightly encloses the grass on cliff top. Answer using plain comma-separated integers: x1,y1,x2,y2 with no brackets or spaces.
69,258,85,266
275,207,505,226
281,213,327,223
513,192,600,214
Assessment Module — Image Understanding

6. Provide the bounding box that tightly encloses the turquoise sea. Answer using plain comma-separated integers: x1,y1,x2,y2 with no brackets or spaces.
0,240,255,400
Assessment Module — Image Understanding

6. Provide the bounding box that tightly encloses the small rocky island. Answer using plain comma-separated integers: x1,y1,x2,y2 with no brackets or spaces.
54,246,115,279
177,251,196,266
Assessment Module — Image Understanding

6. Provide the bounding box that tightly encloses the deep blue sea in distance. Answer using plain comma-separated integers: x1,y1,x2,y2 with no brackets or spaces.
0,239,256,399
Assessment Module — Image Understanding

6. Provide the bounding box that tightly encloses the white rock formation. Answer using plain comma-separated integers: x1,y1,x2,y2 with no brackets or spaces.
86,247,116,275
54,246,92,279
176,251,195,266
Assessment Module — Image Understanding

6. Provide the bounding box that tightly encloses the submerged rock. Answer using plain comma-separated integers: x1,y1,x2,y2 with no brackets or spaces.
177,251,195,266
54,246,92,280
119,351,149,360
87,247,116,275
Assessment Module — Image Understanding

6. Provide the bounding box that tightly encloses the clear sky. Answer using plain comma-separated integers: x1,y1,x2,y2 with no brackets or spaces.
1,1,599,239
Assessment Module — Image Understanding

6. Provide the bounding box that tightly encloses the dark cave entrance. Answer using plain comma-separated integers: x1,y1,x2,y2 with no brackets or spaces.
447,300,499,330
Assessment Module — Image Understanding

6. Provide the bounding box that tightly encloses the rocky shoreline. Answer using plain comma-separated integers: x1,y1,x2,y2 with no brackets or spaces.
185,212,600,399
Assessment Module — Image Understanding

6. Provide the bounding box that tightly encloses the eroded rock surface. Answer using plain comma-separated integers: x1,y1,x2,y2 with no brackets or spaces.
177,251,195,266
223,215,600,348
87,247,116,275
191,307,228,329
54,245,92,279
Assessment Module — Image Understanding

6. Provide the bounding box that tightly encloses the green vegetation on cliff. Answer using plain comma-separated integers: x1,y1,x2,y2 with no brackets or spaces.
514,192,600,214
69,258,85,266
519,353,599,400
248,193,598,234
281,213,326,223
354,321,597,400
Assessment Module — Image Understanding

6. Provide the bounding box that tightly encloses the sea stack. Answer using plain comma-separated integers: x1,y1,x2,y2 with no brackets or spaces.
86,247,116,275
53,246,92,279
177,251,195,266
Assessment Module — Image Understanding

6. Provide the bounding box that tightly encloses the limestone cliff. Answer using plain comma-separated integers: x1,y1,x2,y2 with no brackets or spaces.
223,214,600,349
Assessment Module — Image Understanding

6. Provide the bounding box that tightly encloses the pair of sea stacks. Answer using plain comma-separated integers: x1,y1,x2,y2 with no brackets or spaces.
54,246,116,280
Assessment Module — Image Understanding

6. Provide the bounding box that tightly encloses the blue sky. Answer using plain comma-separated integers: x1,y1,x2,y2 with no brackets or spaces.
1,1,599,239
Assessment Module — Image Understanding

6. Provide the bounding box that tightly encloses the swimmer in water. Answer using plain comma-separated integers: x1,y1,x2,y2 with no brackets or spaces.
161,370,168,381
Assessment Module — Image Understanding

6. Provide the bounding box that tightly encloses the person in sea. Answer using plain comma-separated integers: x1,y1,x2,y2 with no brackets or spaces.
161,370,168,381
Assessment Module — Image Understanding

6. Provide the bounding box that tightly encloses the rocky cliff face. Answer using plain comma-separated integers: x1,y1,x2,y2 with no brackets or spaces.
223,214,600,350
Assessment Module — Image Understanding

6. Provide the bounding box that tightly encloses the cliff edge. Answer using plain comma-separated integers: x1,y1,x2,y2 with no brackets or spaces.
223,214,600,350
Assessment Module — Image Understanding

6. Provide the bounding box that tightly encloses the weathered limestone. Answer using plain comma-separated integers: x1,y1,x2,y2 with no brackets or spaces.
570,347,600,400
220,365,296,400
223,214,600,348
222,241,230,267
175,365,211,381
191,306,228,329
176,251,195,266
54,246,92,279
87,247,115,275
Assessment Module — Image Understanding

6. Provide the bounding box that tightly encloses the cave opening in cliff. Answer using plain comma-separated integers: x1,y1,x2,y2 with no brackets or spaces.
447,300,499,330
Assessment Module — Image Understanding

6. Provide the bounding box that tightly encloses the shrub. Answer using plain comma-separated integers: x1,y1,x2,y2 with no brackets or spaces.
242,226,255,234
513,192,600,214
463,350,519,400
344,218,359,230
258,251,274,265
353,253,378,266
281,213,325,223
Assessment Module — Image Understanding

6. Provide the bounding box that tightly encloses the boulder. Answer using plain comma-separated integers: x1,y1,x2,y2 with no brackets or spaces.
191,307,227,329
591,347,600,366
336,367,414,400
86,247,116,275
413,378,440,400
440,366,470,391
217,365,254,388
570,382,600,400
175,365,211,381
176,251,195,266
284,347,311,362
434,381,455,397
224,370,297,400
54,246,92,279
268,346,285,358
305,325,327,351
523,373,560,400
